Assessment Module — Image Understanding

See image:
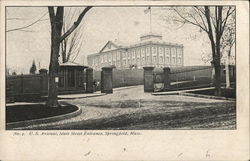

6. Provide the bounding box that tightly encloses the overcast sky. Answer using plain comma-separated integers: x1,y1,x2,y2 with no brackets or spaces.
6,6,212,74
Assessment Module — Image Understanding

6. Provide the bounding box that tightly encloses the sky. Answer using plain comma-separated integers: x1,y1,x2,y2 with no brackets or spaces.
6,6,215,74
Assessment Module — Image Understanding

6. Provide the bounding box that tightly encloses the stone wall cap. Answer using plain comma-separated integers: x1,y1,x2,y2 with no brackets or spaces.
102,67,114,70
143,66,155,70
86,68,93,71
60,62,88,68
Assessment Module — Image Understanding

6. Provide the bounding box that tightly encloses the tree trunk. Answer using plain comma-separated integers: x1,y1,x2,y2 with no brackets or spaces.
46,31,61,107
225,50,231,88
46,37,60,107
214,7,222,96
214,61,222,96
46,6,91,107
46,7,64,107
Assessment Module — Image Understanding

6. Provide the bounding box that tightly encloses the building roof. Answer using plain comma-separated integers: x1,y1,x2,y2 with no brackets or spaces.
99,41,122,53
88,33,183,57
60,62,88,68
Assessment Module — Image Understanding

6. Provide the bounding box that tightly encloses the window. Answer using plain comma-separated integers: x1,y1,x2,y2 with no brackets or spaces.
146,47,150,54
152,47,157,55
160,56,163,63
137,49,140,55
159,47,163,54
165,57,170,63
171,48,176,57
165,48,170,55
177,48,182,57
141,48,145,54
147,56,150,63
172,57,176,64
117,52,120,59
123,60,126,66
123,52,127,59
178,58,181,64
153,56,156,63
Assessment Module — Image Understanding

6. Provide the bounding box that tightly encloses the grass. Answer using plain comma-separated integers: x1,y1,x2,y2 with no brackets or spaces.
6,103,78,123
23,101,236,130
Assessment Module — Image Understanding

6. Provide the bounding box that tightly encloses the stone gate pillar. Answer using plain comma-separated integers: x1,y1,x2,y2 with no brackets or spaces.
101,67,113,93
163,67,171,91
6,82,14,103
86,68,94,93
39,69,48,94
143,67,154,92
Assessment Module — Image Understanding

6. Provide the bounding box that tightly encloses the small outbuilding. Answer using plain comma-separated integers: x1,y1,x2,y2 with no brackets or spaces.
58,62,88,93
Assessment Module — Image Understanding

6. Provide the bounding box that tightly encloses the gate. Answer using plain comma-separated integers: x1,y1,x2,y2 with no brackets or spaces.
153,69,164,92
143,67,171,92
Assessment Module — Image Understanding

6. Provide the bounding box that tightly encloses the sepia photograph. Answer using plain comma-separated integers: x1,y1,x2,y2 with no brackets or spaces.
1,1,249,160
5,5,237,130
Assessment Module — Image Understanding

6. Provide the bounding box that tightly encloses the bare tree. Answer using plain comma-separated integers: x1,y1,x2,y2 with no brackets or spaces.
166,6,235,96
47,6,92,107
60,9,84,63
221,13,235,88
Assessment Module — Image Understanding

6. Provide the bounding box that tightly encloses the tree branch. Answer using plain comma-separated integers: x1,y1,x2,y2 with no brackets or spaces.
193,7,208,31
173,8,208,33
60,6,92,42
48,7,55,26
221,7,235,38
7,11,48,32
204,6,216,57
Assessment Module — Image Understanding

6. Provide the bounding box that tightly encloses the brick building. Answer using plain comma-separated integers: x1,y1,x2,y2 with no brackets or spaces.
87,33,184,70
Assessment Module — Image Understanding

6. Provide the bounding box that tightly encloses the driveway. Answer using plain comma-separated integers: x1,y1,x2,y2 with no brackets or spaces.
15,85,236,130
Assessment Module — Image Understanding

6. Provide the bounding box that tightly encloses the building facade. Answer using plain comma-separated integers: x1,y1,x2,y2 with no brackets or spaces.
87,33,184,70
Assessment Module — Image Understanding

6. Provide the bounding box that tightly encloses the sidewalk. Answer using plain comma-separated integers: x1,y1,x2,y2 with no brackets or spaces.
152,87,215,95
58,92,106,99
58,86,139,99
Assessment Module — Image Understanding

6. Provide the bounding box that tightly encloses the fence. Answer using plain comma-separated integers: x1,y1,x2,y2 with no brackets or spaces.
7,74,45,95
6,69,88,102
153,65,236,91
94,69,144,88
170,66,213,82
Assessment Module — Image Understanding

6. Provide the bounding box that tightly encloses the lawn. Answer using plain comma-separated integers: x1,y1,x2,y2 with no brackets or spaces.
6,103,78,123
20,99,236,130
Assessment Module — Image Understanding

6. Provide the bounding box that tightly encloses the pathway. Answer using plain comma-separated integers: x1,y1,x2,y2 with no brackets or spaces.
14,85,236,130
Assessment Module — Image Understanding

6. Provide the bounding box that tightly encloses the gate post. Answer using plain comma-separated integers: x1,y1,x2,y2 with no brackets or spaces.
6,82,14,103
163,67,171,91
143,67,154,92
86,68,94,93
39,69,48,94
101,67,113,93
